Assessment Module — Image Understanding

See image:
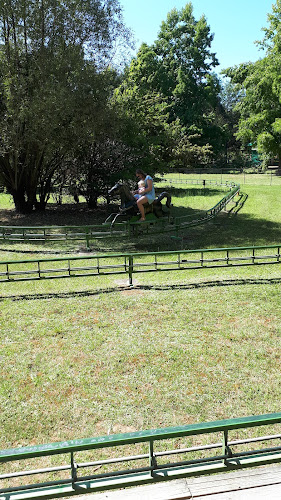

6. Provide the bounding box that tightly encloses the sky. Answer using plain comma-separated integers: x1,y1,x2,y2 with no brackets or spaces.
120,0,275,73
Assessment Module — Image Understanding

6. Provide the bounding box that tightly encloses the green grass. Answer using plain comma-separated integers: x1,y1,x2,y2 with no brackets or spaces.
1,265,281,448
0,173,281,459
1,173,281,256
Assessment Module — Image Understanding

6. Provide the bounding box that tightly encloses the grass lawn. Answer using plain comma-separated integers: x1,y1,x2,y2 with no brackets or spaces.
1,172,281,256
0,173,281,464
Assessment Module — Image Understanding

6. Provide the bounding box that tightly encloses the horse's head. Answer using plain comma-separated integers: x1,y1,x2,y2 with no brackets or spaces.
108,182,122,197
108,181,136,208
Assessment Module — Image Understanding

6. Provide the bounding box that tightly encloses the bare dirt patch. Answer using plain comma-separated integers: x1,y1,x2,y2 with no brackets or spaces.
115,279,145,295
120,288,145,296
0,203,116,226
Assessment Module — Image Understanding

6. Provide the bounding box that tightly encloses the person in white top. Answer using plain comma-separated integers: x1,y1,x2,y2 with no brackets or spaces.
134,169,156,221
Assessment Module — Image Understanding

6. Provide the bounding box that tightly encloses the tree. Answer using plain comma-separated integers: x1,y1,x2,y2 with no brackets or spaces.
225,1,281,171
114,3,226,170
216,78,244,165
153,4,218,124
113,71,172,175
226,57,281,169
0,0,132,212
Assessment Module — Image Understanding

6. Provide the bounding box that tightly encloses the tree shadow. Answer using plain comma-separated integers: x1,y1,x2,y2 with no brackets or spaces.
0,188,280,255
160,186,224,198
194,212,281,249
129,206,281,254
0,203,115,227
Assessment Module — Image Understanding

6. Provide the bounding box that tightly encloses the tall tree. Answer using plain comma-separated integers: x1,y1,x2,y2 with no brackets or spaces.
114,3,225,170
226,57,281,169
217,78,244,165
225,0,281,170
0,0,131,212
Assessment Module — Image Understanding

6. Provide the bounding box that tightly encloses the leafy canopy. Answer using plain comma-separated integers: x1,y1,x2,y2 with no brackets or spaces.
0,0,131,211
225,0,281,166
114,2,225,170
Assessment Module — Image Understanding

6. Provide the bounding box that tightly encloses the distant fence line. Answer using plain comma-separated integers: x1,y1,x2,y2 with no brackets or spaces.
165,169,281,185
0,244,280,286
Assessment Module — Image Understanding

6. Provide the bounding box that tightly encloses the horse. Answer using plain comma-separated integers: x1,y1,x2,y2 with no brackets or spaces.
108,182,171,219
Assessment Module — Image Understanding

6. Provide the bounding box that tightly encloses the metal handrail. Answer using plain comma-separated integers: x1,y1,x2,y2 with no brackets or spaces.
1,413,281,498
0,180,240,244
0,244,280,286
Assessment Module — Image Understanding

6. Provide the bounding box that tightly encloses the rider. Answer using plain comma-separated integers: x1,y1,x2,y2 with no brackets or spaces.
135,169,156,221
133,179,146,200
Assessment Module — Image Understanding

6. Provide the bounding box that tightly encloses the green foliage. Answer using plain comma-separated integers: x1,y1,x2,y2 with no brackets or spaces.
0,0,131,212
114,3,226,171
260,0,281,53
234,57,281,165
219,79,243,113
226,1,281,168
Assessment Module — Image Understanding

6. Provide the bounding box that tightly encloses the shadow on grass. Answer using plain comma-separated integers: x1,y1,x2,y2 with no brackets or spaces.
0,186,224,227
1,211,281,256
195,212,281,249
0,193,280,255
0,202,116,227
1,276,281,302
160,186,224,198
126,210,281,254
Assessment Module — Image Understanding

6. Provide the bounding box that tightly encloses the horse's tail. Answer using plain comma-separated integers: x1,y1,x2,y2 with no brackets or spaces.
154,191,171,208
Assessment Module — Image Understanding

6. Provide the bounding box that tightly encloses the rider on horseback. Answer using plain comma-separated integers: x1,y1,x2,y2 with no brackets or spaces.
107,173,171,224
134,169,156,221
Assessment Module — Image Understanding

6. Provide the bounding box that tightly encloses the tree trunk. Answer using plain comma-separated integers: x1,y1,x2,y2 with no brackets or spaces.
12,190,33,213
34,199,47,211
87,193,98,209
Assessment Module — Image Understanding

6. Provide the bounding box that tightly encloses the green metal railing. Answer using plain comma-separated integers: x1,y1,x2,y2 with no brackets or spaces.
1,413,281,498
0,244,280,286
0,223,127,246
0,180,240,244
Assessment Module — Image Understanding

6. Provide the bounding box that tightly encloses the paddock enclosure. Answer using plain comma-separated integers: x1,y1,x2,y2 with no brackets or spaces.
0,174,281,498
